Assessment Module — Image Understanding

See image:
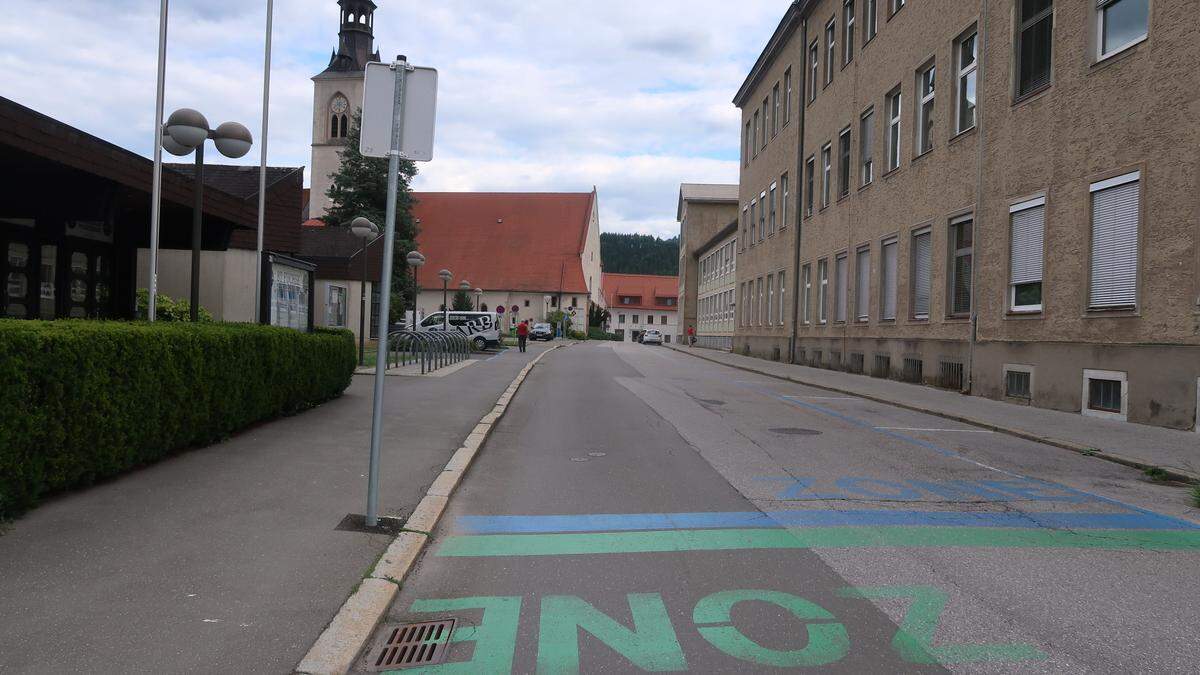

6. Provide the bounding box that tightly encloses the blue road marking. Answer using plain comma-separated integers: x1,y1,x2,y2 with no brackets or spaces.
456,509,1199,534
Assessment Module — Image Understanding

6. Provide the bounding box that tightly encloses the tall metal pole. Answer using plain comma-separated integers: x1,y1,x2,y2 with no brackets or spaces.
148,0,169,321
358,238,368,365
190,142,204,322
254,0,274,323
442,280,448,331
411,266,418,330
366,56,410,527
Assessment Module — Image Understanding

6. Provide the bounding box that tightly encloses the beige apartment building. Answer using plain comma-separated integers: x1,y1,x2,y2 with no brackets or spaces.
694,222,738,350
676,184,739,343
739,0,1199,430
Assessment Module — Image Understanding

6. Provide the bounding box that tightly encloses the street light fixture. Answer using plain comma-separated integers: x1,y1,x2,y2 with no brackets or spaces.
406,251,425,330
474,287,483,311
161,108,253,321
350,217,380,366
458,279,471,310
438,268,452,332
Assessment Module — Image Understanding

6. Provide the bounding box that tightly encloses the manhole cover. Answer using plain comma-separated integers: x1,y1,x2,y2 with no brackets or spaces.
769,427,822,436
363,619,456,671
570,457,589,462
588,452,607,457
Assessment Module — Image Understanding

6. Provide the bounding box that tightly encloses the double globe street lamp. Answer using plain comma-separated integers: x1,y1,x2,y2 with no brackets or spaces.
406,251,425,330
162,108,253,321
437,269,452,332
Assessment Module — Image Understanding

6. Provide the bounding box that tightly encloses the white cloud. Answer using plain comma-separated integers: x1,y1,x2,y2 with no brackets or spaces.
2,0,785,237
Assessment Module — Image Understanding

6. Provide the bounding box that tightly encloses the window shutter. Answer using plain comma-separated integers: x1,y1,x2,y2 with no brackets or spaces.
882,240,898,319
856,249,870,320
912,231,931,316
1010,204,1045,286
1090,178,1139,308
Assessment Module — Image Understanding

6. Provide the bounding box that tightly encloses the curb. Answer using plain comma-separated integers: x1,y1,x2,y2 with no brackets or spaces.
295,345,562,675
667,345,1200,484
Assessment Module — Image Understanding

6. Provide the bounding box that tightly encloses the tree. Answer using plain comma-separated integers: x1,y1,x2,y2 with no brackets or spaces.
599,233,680,275
588,304,610,328
451,289,474,311
323,109,420,322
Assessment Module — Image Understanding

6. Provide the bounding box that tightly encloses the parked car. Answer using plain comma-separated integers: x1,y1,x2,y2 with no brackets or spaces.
641,329,663,345
530,322,554,341
418,311,501,350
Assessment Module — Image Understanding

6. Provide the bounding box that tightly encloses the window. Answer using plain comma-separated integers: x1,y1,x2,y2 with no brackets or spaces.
1010,197,1045,312
618,314,626,324
917,64,936,154
949,216,973,316
1017,0,1053,98
326,284,347,327
767,274,775,325
661,315,667,324
738,283,746,326
762,99,770,149
844,1,856,64
891,0,905,15
825,19,837,85
860,108,874,185
886,88,902,171
956,30,978,133
759,191,767,241
1005,366,1033,399
911,228,932,319
1089,171,1140,309
622,296,631,305
821,143,832,207
647,315,654,325
778,271,786,326
752,110,759,156
864,0,878,42
880,237,898,320
772,83,780,137
852,246,870,322
838,127,852,198
818,259,829,324
769,183,778,234
744,121,752,166
805,156,816,216
757,277,765,326
809,41,820,103
801,264,812,324
780,173,790,229
749,201,756,243
742,206,749,245
835,252,848,323
632,314,640,324
1084,369,1127,421
783,68,793,124
1098,0,1148,59
329,95,349,139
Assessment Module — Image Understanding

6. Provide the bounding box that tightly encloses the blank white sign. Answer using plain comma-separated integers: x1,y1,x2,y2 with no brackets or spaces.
360,61,438,161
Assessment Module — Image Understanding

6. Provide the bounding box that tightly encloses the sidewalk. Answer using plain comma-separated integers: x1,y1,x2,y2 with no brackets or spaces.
0,344,549,674
667,344,1200,481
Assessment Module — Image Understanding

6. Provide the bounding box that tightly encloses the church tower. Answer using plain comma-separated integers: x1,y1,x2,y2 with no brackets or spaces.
309,0,381,218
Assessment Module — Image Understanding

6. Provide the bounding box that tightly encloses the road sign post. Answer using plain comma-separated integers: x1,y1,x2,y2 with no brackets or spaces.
363,55,437,528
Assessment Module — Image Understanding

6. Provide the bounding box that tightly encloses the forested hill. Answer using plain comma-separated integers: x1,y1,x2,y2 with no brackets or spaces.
600,233,679,276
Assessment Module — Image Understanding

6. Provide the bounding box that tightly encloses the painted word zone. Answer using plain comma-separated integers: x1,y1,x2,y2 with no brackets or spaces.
399,585,1044,672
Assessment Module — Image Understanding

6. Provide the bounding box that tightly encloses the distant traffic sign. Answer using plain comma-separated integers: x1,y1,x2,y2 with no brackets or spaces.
496,305,505,314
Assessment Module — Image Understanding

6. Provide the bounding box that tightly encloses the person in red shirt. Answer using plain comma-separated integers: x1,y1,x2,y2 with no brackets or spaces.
687,325,696,347
516,320,529,353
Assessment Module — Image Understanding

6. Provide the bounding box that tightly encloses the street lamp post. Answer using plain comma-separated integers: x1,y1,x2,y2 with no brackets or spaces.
474,287,483,311
162,108,253,321
458,280,471,312
406,251,425,329
350,217,380,366
438,269,452,331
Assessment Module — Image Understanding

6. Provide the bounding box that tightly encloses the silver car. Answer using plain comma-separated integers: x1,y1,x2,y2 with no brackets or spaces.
641,329,663,345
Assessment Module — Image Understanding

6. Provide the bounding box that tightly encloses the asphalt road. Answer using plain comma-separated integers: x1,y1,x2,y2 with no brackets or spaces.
0,344,551,675
370,341,1200,674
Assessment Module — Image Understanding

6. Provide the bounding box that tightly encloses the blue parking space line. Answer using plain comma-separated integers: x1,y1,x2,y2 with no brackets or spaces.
455,509,1198,534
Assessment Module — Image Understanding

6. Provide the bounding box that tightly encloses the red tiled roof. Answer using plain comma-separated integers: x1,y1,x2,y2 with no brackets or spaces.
411,192,595,294
302,218,325,227
603,273,679,311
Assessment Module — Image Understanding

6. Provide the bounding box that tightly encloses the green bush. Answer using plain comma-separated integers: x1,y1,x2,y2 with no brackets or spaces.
0,320,355,519
135,289,214,322
587,327,621,341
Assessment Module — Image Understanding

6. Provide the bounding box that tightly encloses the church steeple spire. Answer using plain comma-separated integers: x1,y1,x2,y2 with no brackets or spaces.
323,0,380,73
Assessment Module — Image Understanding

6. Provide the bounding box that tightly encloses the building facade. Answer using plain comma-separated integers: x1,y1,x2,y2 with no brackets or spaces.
309,0,381,219
694,222,738,350
740,0,1199,430
603,273,679,343
733,4,805,363
676,184,739,343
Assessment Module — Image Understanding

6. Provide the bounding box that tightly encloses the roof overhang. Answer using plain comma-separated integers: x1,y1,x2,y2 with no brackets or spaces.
732,1,812,108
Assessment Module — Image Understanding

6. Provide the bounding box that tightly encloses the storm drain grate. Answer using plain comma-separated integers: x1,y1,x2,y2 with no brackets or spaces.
364,619,456,671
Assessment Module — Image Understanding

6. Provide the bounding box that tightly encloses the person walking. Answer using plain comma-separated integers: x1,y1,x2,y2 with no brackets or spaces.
516,319,529,353
687,325,696,347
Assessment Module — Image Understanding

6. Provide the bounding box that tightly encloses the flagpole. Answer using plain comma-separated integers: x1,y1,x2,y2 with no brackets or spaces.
148,0,169,321
254,0,274,323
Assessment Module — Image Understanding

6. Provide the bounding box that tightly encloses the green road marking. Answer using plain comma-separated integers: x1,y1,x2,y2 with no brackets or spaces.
693,590,849,667
837,586,1046,664
536,594,687,673
399,596,522,674
437,527,1200,557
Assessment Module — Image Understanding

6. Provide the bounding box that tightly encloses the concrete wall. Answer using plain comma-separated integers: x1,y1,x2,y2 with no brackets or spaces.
313,279,374,343
136,248,257,322
580,197,605,309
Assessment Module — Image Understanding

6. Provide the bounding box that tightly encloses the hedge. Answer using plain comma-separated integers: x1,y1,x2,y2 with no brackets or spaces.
0,320,356,519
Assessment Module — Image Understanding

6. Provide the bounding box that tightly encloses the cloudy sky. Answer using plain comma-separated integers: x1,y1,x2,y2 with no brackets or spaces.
2,1,786,237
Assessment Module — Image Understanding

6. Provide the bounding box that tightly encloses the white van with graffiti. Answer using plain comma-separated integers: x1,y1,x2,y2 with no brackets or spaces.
418,311,501,350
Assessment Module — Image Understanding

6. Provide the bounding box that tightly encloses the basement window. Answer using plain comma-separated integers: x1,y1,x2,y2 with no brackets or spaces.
1004,365,1033,400
1083,369,1127,421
